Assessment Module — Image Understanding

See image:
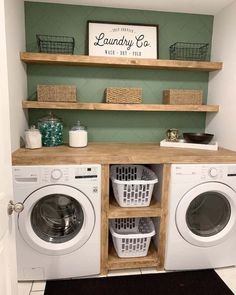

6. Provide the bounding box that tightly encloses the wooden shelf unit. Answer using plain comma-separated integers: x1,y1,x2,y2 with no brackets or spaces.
13,147,236,273
22,101,219,113
105,164,171,272
20,52,223,72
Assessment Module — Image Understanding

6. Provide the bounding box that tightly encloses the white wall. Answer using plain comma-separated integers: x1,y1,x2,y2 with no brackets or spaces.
206,0,236,151
5,0,28,152
0,0,26,292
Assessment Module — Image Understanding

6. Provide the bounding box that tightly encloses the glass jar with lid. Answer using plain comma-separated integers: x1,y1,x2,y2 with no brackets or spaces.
25,125,42,149
38,112,63,147
69,121,88,147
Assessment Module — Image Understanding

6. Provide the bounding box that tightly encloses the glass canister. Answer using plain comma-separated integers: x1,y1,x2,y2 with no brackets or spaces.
38,112,63,147
25,125,42,149
69,121,88,148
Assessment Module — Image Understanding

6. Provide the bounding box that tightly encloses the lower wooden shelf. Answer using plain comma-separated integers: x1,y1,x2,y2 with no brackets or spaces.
108,242,159,270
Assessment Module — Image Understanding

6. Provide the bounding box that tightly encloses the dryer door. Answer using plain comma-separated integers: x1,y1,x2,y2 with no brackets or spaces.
176,182,236,247
18,185,95,255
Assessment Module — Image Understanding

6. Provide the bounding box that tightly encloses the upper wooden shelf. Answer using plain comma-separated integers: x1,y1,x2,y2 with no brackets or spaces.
22,101,219,112
20,52,223,72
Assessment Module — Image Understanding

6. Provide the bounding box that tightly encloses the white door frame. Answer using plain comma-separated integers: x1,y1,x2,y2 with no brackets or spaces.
0,0,18,294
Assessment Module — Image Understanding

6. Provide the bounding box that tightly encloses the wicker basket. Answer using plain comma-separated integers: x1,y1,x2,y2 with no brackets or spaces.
105,87,142,104
163,89,203,105
37,85,77,102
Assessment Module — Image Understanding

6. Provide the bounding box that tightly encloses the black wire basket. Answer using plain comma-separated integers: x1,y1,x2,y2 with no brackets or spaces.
169,42,209,61
36,34,75,54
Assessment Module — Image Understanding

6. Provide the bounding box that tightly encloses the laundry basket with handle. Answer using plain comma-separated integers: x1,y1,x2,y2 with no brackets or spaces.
110,217,156,258
110,165,158,207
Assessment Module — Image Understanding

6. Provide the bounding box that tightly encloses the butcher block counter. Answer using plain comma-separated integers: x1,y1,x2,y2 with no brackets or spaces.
11,143,236,274
12,143,236,165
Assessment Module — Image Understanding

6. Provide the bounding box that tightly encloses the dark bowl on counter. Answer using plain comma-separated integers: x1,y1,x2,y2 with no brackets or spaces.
183,132,214,144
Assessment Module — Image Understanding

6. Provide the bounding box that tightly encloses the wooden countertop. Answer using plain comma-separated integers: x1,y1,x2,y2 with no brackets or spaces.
12,143,236,165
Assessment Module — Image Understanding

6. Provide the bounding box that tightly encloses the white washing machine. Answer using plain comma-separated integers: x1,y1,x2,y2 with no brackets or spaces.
12,164,101,281
165,164,236,271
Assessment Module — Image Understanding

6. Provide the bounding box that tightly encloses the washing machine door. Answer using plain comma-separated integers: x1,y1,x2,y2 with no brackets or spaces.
176,182,236,247
18,185,95,255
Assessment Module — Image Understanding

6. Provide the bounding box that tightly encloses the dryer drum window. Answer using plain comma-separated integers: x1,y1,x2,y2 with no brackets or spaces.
186,192,231,237
31,194,84,243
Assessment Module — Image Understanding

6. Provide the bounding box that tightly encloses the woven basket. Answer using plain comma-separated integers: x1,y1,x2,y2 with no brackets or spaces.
163,89,203,105
37,85,77,102
105,87,142,104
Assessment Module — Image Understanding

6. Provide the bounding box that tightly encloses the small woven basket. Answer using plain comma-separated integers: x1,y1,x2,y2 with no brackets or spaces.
163,89,203,105
37,85,77,102
105,87,142,104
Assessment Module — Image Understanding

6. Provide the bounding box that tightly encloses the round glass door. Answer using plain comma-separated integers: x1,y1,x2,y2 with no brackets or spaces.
18,185,95,255
31,194,84,244
176,182,236,247
186,192,231,237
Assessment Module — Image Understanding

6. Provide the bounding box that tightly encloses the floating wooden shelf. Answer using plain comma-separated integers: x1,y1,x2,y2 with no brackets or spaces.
108,242,159,270
109,198,162,218
20,52,223,72
22,101,219,112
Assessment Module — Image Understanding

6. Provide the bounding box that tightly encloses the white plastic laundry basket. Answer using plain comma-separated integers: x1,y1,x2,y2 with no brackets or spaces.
110,217,155,258
110,165,158,207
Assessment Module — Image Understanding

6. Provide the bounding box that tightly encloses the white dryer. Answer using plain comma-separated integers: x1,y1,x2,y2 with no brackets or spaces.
12,164,101,280
165,164,236,270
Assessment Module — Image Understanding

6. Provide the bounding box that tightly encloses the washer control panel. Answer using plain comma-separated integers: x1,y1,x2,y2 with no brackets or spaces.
41,167,70,183
42,165,100,183
13,165,101,184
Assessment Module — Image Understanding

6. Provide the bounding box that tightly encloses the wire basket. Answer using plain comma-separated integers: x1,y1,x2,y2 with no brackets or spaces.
169,42,209,61
110,217,155,258
110,165,158,207
36,34,75,54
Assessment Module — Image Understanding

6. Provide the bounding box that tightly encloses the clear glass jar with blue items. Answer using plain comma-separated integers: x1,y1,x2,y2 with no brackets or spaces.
38,112,63,147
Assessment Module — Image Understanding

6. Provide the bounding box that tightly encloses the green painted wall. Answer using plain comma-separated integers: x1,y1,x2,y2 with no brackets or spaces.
25,2,213,143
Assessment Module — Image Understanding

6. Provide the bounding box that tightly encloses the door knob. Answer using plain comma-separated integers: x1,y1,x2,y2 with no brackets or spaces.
8,200,24,215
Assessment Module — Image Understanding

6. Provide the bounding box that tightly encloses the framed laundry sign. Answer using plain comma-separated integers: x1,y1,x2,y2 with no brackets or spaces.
87,21,159,59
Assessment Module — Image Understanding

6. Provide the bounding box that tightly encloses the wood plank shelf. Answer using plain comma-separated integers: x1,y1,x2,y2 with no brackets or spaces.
20,52,223,72
22,101,219,112
109,198,162,218
108,242,159,270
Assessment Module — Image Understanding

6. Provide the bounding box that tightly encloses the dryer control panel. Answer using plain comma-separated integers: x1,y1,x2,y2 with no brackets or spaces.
172,164,236,183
